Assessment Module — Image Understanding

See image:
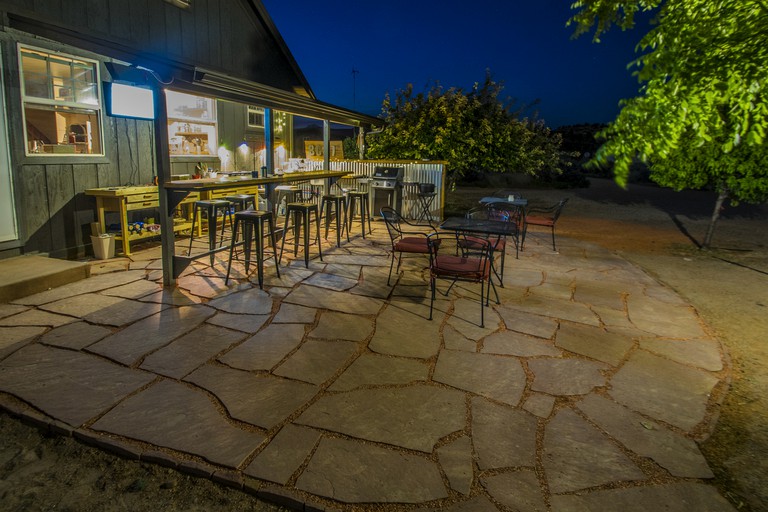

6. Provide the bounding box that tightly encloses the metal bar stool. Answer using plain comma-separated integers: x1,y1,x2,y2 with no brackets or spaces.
274,185,302,217
225,194,256,212
188,199,233,266
279,201,323,267
346,179,372,239
225,210,280,289
319,187,349,247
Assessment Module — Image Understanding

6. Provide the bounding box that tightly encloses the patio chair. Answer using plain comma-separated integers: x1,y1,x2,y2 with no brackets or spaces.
428,233,493,328
464,203,524,287
381,206,439,285
523,198,569,252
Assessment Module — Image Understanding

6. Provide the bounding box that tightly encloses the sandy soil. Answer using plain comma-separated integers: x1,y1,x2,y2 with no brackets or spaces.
1,178,766,511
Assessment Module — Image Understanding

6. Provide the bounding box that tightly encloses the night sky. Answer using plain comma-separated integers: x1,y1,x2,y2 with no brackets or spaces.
261,0,651,128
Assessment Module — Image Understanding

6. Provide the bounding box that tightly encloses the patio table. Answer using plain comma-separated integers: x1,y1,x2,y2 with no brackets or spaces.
478,196,528,207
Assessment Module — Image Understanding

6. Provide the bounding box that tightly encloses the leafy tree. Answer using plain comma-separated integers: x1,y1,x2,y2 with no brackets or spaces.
570,0,768,247
366,73,567,187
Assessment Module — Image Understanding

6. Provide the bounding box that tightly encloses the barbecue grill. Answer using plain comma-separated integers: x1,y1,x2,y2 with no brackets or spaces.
370,166,404,218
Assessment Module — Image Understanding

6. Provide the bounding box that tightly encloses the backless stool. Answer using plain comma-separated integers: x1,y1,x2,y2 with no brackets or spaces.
319,189,349,247
279,201,323,267
274,185,302,216
225,210,280,289
347,189,372,239
225,193,256,212
188,199,233,266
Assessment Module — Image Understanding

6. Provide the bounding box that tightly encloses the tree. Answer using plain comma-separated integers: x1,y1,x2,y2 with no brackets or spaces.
570,0,768,247
365,72,567,187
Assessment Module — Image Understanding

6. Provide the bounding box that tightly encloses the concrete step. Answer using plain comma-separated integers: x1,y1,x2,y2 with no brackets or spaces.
0,255,89,303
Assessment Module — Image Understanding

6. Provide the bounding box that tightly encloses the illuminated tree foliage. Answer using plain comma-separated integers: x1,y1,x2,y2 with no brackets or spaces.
365,73,566,186
570,0,768,247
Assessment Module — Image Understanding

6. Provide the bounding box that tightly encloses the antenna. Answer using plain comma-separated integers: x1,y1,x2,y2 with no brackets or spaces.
352,66,359,109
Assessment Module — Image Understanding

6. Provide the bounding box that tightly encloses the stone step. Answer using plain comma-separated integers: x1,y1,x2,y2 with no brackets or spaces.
0,255,89,303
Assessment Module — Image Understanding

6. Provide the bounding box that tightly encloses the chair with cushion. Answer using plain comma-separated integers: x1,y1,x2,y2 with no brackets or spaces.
523,198,569,252
380,206,440,285
427,233,493,328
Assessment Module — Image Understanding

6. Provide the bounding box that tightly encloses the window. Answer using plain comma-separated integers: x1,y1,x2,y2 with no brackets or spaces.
166,90,216,156
247,105,264,128
19,46,103,155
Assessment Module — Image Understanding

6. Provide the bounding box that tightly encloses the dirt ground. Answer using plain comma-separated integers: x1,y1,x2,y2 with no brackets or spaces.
1,178,766,511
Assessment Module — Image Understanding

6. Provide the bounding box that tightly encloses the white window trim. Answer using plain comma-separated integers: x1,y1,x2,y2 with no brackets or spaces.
18,43,105,157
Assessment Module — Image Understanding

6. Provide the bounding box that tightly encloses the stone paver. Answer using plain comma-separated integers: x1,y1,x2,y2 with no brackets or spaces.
88,305,215,365
0,308,76,327
576,394,713,478
41,294,168,326
297,384,465,452
328,353,428,391
0,344,154,426
217,323,306,371
38,321,112,350
0,231,736,512
310,311,373,341
482,470,546,511
609,349,720,431
271,303,317,323
186,364,318,429
274,339,358,385
472,397,538,470
529,357,608,396
544,408,645,493
284,284,382,314
434,350,526,406
12,270,145,305
640,337,723,371
205,312,270,333
140,324,246,379
555,322,634,366
295,437,447,503
245,424,321,484
436,435,473,495
482,330,561,357
207,287,273,314
91,379,264,468
370,301,442,359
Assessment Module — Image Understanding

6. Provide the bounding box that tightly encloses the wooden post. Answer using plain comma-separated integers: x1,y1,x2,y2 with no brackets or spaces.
153,85,176,287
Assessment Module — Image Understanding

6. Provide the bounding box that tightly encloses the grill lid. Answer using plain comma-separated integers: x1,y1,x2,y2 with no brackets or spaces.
372,166,404,180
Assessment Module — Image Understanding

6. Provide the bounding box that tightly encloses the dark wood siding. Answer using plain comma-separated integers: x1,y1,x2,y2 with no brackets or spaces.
0,0,311,257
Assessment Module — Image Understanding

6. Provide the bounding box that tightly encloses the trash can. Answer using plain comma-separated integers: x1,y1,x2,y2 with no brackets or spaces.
91,234,115,260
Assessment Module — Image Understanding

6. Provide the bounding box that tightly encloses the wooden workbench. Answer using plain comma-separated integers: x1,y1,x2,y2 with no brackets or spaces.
85,185,200,256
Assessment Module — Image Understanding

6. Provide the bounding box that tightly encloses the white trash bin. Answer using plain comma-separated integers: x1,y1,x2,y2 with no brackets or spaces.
91,234,115,260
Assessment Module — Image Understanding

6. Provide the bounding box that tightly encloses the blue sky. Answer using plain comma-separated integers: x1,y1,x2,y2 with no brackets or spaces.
261,0,650,128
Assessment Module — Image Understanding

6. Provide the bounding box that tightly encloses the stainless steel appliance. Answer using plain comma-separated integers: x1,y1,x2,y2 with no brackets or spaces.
370,166,404,218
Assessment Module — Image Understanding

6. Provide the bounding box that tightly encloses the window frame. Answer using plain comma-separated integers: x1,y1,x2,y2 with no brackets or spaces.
166,89,218,159
18,43,104,157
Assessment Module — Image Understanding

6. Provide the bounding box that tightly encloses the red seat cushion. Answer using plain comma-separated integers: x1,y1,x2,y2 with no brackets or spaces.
395,236,433,254
526,216,554,227
432,255,490,280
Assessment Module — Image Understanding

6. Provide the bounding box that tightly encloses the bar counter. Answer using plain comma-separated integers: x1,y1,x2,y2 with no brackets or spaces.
161,169,351,284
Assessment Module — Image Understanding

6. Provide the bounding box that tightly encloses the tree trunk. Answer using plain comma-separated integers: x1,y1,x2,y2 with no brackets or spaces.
702,188,728,249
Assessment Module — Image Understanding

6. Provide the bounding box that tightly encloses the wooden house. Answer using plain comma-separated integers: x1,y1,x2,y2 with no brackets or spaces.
0,0,380,259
